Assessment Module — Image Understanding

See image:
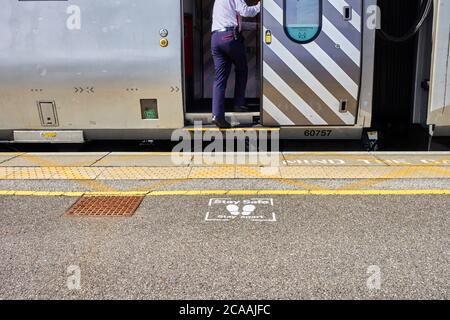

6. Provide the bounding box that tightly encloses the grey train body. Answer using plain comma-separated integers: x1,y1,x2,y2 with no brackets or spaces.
0,0,448,143
0,0,185,142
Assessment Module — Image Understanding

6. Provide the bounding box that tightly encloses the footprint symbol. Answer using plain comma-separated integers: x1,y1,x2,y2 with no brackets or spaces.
241,205,256,216
226,204,240,216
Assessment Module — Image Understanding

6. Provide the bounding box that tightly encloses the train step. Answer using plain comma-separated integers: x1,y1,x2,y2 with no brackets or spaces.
185,112,261,127
183,125,279,132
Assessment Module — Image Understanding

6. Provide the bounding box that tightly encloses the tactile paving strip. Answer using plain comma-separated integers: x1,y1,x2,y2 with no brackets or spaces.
51,167,104,180
1,166,450,180
66,196,144,217
189,167,235,178
1,167,58,180
236,166,281,179
96,167,191,180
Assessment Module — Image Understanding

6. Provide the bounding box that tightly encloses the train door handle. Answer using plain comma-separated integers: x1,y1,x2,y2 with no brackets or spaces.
343,6,352,21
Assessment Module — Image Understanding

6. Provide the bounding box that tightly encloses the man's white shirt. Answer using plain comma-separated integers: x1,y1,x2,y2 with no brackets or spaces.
212,0,261,32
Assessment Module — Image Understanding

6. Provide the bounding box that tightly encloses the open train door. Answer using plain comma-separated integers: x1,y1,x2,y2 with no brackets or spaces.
261,0,363,127
427,0,450,135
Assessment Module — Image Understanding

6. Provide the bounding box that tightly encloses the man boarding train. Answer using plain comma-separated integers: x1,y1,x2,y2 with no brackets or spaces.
211,0,261,128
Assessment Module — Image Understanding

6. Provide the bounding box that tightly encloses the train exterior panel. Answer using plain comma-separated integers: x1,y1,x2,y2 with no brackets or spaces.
0,0,184,142
262,0,364,126
2,0,449,141
428,0,450,136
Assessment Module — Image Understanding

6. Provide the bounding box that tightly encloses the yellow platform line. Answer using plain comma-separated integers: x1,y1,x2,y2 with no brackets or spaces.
1,189,450,197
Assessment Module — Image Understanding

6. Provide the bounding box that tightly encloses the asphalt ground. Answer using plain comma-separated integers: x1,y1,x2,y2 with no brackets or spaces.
0,178,449,192
0,151,449,299
0,192,448,300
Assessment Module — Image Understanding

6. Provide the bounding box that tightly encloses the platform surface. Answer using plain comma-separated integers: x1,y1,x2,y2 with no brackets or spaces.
1,152,450,182
0,151,449,299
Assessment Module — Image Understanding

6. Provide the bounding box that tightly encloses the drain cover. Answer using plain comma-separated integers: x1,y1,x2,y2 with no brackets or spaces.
66,196,144,217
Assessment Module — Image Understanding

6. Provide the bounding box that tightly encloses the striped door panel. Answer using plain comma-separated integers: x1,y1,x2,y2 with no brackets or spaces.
262,0,363,126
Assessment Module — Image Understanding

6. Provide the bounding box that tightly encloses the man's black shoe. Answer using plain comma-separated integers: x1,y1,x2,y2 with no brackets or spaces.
212,116,232,129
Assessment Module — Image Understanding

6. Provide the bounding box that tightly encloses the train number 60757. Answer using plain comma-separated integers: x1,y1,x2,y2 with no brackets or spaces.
304,130,333,137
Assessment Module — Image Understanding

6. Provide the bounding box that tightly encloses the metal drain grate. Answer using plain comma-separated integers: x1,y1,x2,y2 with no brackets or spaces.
66,196,144,217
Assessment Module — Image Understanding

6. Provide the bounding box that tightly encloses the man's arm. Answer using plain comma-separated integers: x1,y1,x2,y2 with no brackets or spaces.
235,0,261,18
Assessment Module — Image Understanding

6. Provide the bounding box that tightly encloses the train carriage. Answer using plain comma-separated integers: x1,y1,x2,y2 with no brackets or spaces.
0,0,448,143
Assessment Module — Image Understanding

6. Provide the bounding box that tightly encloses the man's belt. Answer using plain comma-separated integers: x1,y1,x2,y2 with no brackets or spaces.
212,27,236,34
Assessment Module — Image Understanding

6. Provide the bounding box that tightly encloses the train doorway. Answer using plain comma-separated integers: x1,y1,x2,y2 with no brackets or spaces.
372,0,433,140
183,0,261,124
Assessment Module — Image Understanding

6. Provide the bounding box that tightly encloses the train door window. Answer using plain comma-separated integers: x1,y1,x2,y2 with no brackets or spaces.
284,0,322,44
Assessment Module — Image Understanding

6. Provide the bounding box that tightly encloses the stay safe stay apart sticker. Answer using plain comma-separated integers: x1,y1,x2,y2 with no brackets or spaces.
205,198,277,222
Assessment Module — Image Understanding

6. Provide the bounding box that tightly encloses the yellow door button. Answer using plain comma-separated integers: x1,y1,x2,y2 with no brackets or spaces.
265,30,272,45
160,38,169,47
